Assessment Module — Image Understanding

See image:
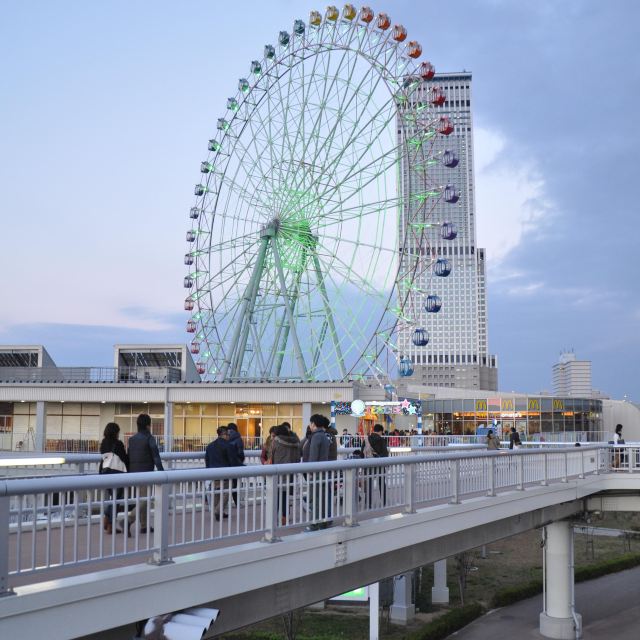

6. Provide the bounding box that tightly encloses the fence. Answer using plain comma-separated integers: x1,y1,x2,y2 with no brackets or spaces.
0,444,619,594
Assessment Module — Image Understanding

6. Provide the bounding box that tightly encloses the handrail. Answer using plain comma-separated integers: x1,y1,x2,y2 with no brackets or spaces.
0,444,617,593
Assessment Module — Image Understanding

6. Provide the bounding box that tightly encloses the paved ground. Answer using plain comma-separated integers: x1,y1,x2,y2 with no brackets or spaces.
451,565,640,639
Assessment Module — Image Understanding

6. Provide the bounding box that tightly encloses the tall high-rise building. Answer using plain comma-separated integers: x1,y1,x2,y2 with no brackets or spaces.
397,71,498,390
553,351,592,397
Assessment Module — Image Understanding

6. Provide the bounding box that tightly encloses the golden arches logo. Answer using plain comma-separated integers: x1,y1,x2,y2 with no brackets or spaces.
475,400,487,411
501,399,514,411
528,399,540,411
553,399,564,410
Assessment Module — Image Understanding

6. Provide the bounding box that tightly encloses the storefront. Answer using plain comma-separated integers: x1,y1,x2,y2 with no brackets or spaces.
421,395,603,439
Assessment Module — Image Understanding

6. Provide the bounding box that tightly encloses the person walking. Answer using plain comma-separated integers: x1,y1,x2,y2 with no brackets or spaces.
509,427,521,450
99,422,129,535
270,424,301,525
613,423,625,468
226,423,245,506
205,426,241,520
127,413,164,534
361,423,389,508
306,414,332,530
261,425,277,464
486,429,500,451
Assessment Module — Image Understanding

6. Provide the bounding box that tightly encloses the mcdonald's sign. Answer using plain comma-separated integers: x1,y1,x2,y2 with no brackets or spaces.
528,399,540,411
553,399,564,410
501,399,514,411
475,399,487,411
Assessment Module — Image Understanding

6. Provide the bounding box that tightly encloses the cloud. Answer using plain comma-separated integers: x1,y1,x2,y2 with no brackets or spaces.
474,127,554,269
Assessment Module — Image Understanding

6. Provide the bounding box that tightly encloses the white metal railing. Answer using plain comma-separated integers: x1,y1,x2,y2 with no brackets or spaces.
0,445,488,479
6,433,609,454
0,445,620,594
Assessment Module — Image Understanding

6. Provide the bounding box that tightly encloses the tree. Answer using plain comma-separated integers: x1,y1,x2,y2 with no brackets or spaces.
455,551,476,606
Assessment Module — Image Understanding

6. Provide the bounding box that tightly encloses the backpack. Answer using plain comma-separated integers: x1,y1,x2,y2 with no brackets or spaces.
363,437,378,458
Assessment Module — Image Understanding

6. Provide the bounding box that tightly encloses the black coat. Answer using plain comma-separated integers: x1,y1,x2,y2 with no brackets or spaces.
205,438,241,468
99,438,129,474
362,433,389,458
127,430,164,472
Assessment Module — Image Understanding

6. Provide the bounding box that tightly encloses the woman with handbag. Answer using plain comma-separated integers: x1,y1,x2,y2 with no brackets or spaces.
99,422,129,534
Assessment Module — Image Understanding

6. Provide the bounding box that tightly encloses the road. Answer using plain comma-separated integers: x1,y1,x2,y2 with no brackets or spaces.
452,566,640,639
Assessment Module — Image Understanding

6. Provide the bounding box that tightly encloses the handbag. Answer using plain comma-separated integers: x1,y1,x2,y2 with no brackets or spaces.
102,451,127,473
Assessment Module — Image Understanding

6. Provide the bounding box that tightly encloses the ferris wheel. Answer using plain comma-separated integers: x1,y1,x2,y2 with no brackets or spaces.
184,5,458,382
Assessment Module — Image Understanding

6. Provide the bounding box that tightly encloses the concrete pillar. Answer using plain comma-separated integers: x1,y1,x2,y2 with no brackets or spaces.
164,400,173,453
431,559,449,604
389,572,415,624
302,402,312,432
35,401,46,453
540,521,582,639
369,582,379,640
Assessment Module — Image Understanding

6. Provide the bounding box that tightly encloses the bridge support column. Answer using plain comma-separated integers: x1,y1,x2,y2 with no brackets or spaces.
35,401,46,452
389,572,415,624
163,400,173,453
431,559,449,604
303,403,312,430
540,521,582,639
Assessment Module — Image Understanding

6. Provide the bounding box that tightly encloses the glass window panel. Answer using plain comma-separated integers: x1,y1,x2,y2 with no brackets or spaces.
47,403,63,415
81,404,100,416
173,403,187,416
202,404,217,416
218,404,236,417
172,417,185,437
202,418,218,438
185,417,201,436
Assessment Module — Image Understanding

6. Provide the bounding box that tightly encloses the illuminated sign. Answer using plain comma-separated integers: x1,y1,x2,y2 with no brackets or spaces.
501,399,514,411
333,400,421,416
528,399,540,411
553,399,564,410
332,587,369,602
475,400,487,411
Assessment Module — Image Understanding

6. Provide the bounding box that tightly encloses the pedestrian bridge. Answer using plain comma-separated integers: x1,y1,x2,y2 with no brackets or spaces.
1,445,640,639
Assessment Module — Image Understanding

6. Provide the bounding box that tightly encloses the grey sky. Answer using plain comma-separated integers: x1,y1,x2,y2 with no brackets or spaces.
1,1,637,399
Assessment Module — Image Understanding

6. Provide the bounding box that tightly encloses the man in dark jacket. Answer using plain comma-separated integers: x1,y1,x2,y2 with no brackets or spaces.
127,413,164,534
307,414,332,530
361,423,389,508
226,423,245,506
205,426,240,519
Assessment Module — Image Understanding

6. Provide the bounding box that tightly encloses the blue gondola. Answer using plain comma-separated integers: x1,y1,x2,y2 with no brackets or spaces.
184,276,193,289
444,184,460,203
399,357,414,377
425,294,442,313
434,258,452,277
441,222,458,240
442,150,459,168
412,328,429,346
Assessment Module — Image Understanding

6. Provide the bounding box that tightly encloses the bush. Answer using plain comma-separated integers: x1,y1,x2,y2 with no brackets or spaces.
490,580,542,608
575,552,640,582
406,603,485,640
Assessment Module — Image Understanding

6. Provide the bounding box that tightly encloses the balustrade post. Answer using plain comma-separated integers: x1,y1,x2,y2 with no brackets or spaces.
579,450,585,479
150,483,173,565
541,453,548,486
343,467,360,526
262,474,281,542
0,497,15,596
562,452,568,482
404,463,416,513
450,460,460,504
487,457,496,496
517,455,524,490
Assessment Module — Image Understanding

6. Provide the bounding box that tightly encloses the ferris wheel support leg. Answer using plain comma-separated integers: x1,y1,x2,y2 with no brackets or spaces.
221,232,270,380
312,252,346,379
274,262,304,378
270,237,309,380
